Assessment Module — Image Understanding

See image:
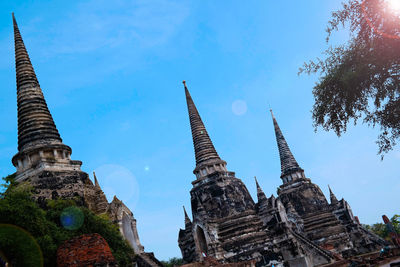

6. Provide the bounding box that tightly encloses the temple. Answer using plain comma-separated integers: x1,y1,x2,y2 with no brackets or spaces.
178,82,386,266
9,14,161,267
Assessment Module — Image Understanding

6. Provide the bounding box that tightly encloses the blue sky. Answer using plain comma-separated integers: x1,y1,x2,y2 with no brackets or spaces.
0,0,399,260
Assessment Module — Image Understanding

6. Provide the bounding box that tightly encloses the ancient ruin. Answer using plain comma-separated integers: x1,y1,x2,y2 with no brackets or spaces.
9,14,161,267
57,233,117,267
178,81,387,266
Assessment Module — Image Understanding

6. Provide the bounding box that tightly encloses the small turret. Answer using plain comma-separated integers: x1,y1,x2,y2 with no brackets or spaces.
255,176,267,204
93,171,100,188
183,206,192,229
328,185,338,205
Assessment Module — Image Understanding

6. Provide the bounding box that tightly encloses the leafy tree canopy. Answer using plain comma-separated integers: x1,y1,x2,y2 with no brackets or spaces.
364,214,400,241
0,182,135,267
300,0,400,157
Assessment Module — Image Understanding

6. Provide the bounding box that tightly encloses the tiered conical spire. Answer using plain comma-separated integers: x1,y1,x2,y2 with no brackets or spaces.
184,81,221,166
12,13,63,151
270,110,303,180
11,14,80,181
328,185,338,204
254,177,267,203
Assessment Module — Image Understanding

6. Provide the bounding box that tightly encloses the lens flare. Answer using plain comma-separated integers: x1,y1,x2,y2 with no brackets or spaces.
60,206,84,230
94,164,140,209
361,0,400,39
232,100,247,116
386,0,400,13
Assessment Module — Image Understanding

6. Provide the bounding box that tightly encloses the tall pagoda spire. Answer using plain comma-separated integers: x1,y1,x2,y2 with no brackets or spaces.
12,13,63,151
270,110,304,184
183,81,227,179
11,14,81,181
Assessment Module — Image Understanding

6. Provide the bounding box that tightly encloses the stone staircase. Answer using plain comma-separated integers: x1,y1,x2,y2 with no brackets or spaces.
216,210,273,261
218,211,265,242
302,211,346,241
290,229,335,261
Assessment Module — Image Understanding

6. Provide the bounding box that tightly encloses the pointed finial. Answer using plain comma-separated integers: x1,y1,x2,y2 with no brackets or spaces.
183,205,189,218
254,176,261,189
93,171,100,188
270,109,275,119
183,205,192,227
328,185,338,204
254,176,267,203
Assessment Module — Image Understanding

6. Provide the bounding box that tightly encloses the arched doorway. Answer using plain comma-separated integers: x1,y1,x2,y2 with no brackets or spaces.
196,226,208,255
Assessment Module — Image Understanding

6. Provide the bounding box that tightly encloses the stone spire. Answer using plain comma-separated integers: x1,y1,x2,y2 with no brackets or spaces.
183,81,227,179
12,13,63,151
11,14,81,181
254,176,267,203
328,185,338,204
93,171,100,188
270,110,304,184
183,206,192,228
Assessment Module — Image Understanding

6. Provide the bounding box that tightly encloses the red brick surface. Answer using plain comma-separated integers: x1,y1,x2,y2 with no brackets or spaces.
57,233,117,267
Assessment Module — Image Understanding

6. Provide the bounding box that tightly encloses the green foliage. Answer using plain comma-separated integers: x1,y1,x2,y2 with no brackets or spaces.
0,187,135,266
0,224,44,267
0,173,16,197
392,214,400,230
364,214,400,241
365,223,390,240
300,0,400,157
161,257,184,267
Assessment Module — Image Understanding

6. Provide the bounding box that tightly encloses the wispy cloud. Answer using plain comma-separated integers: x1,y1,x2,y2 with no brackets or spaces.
44,0,190,55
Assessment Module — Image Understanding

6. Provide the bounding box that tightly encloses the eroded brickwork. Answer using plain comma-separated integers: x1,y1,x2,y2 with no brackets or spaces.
57,233,117,267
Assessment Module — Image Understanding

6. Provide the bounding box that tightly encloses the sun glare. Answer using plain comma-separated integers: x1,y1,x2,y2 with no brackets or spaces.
386,0,400,13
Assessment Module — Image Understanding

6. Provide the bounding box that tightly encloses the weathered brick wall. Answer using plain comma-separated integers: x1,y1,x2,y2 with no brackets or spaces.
57,233,117,267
